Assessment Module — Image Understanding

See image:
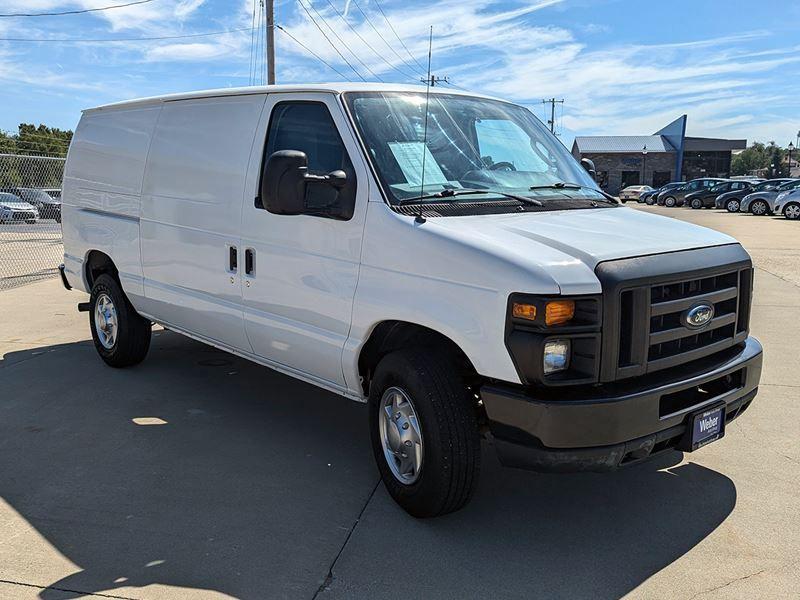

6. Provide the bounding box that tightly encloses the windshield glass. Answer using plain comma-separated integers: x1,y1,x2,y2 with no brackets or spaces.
344,92,602,204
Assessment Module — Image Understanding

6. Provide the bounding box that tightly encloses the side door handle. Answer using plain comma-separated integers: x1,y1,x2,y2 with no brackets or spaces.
245,248,255,277
229,245,238,272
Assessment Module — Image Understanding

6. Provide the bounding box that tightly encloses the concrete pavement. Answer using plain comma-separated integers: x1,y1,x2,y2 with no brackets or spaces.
0,205,798,599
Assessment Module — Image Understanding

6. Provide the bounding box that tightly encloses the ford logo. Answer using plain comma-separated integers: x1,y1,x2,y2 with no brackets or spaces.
682,303,715,329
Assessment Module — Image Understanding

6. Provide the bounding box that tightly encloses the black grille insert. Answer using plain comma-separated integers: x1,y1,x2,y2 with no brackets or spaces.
595,245,753,383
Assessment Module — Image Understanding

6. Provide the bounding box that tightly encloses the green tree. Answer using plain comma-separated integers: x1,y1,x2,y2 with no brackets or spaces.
731,142,771,176
16,123,72,158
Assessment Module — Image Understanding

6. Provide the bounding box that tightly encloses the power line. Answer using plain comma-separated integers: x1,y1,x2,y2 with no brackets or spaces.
349,0,424,78
296,0,365,81
306,0,383,81
371,0,426,73
0,27,252,43
0,0,156,18
275,24,349,80
324,0,417,81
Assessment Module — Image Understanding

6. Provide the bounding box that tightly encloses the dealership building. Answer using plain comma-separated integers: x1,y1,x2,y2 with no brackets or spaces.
571,116,746,195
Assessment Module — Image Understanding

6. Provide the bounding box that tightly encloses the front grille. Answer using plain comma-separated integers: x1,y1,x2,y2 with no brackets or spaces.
596,245,753,383
12,212,35,221
648,270,740,368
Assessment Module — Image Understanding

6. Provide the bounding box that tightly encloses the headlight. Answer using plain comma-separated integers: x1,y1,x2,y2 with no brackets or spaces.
506,294,601,385
543,340,570,374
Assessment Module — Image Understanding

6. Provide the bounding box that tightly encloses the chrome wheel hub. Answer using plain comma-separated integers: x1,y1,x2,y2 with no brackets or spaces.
94,293,118,349
728,200,739,211
379,386,423,484
752,202,766,215
786,205,800,219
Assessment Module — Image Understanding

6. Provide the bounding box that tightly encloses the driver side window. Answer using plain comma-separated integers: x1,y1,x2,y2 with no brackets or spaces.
261,101,356,216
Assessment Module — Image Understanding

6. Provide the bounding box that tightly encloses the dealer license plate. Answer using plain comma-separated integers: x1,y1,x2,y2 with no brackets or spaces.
688,403,726,451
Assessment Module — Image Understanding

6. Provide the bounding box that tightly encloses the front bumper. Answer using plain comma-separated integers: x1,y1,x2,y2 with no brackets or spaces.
482,336,762,472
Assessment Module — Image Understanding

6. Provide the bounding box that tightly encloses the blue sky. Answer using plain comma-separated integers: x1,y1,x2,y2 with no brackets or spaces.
1,0,799,148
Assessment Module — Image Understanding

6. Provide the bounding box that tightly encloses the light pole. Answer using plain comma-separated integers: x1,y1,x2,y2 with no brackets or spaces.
641,145,648,186
789,142,795,176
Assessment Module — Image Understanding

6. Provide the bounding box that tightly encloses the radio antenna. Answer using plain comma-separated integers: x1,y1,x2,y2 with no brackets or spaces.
415,25,433,224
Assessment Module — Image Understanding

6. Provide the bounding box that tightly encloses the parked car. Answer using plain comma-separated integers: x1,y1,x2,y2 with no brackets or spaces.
15,187,62,222
739,179,800,215
773,188,800,220
658,178,728,207
717,179,792,212
641,182,682,204
0,192,39,224
686,180,753,209
59,84,763,517
618,185,653,203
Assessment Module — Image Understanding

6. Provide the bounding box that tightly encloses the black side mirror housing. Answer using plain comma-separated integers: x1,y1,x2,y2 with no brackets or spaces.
580,158,596,181
260,150,354,219
261,150,308,215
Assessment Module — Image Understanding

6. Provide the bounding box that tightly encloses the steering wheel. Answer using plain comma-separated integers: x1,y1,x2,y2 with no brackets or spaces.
489,161,516,172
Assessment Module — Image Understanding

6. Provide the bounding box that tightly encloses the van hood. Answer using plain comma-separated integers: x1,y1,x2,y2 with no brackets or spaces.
428,206,738,292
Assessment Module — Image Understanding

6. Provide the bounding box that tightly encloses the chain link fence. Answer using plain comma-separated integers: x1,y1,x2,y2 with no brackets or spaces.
0,153,65,291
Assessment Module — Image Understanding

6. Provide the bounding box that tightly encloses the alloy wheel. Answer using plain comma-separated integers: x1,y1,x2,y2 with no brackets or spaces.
785,204,800,220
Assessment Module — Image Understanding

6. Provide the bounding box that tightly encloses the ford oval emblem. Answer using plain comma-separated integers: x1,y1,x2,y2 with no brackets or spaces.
682,303,715,329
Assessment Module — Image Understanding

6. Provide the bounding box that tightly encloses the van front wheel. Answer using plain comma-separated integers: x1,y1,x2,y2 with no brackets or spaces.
369,348,480,518
89,274,151,367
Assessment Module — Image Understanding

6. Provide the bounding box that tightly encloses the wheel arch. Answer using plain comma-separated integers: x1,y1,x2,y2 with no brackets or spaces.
83,250,119,290
357,320,479,397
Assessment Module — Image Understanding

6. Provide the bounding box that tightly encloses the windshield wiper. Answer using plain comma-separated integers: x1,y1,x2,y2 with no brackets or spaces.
530,181,619,205
397,188,542,207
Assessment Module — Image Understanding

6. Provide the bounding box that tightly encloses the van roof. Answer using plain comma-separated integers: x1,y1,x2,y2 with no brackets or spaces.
84,83,498,113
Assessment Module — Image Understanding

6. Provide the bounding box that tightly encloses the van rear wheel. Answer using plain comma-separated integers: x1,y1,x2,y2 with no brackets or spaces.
89,274,151,367
369,348,480,518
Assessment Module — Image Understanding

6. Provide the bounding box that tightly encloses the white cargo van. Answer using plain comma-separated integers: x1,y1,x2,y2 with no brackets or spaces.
60,84,762,517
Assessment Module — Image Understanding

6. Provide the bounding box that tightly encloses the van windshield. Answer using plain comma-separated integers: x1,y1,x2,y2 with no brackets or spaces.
344,92,602,206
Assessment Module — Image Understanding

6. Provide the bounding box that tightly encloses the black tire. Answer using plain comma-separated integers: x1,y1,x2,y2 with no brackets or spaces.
369,347,480,518
89,274,151,367
750,200,769,216
690,198,703,209
726,198,741,213
784,203,800,220
664,196,676,207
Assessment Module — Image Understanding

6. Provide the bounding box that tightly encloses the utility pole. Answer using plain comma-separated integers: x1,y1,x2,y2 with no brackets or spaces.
419,75,448,86
541,98,565,134
266,0,275,85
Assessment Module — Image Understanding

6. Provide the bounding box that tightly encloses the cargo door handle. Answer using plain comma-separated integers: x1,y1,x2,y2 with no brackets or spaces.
228,245,238,272
245,248,255,276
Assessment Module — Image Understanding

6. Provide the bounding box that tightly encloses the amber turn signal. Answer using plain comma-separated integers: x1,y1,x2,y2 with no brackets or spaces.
511,302,537,321
545,300,575,326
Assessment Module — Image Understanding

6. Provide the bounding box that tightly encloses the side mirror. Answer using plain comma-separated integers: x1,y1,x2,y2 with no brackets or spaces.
580,158,596,180
260,150,354,219
261,150,308,215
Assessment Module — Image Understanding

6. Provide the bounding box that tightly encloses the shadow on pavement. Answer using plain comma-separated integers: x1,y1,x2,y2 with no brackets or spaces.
0,331,377,599
320,443,737,599
0,332,736,600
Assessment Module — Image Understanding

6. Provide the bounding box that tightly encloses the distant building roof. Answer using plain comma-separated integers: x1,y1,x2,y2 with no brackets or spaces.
572,135,676,154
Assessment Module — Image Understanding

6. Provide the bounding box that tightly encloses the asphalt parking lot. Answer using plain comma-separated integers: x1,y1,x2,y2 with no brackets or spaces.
1,205,798,599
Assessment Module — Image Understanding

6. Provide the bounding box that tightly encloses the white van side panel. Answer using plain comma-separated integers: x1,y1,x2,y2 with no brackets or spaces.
138,94,267,351
61,106,161,296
